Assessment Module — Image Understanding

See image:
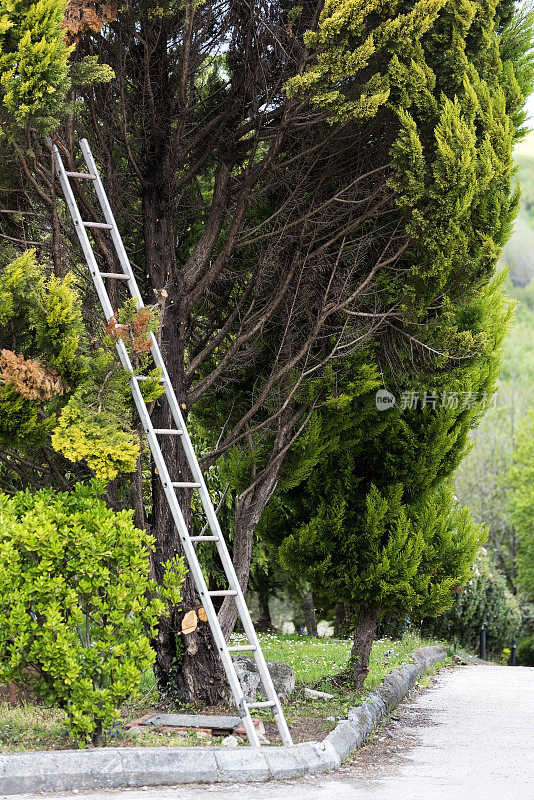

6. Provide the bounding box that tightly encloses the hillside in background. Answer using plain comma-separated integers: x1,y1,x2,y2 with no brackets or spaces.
454,134,534,594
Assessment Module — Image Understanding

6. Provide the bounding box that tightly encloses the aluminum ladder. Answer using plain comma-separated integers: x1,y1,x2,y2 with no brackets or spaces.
52,138,293,748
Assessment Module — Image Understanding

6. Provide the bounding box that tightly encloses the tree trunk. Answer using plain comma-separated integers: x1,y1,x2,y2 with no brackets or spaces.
218,407,299,640
334,603,347,638
105,477,119,510
218,469,285,640
256,583,274,632
346,606,379,690
92,722,103,748
302,589,317,636
143,149,229,704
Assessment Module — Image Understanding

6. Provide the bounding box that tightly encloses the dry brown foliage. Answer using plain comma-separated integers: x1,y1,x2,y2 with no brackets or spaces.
63,0,117,44
104,308,154,354
0,350,66,401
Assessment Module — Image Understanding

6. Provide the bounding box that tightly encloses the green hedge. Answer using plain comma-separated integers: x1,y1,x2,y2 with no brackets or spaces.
419,549,521,654
516,636,534,666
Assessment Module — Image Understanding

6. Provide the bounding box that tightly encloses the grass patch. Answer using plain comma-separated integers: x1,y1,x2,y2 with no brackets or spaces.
242,632,452,736
252,631,435,688
0,703,226,752
0,632,451,751
0,704,67,753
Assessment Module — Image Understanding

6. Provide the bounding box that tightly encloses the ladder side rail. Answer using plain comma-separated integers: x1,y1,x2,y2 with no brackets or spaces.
79,140,144,307
148,331,293,746
54,146,115,322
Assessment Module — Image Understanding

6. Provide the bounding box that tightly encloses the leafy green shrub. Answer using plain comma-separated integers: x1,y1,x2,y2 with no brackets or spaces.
517,593,534,636
420,549,521,654
0,482,186,745
516,636,534,666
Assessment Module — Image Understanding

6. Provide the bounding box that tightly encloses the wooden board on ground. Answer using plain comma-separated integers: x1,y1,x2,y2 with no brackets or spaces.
126,713,242,733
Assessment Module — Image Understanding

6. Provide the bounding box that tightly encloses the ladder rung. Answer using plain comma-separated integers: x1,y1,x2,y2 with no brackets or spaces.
209,590,237,597
99,272,129,280
246,701,276,709
172,481,201,489
228,645,257,652
65,171,96,179
134,376,165,383
153,428,183,435
189,536,219,542
83,221,113,229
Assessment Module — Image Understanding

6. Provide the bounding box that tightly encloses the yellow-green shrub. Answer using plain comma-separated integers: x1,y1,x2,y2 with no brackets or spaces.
0,481,186,745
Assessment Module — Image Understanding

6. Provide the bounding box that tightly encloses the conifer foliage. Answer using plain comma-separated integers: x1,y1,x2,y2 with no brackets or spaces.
63,0,117,45
0,248,161,483
0,349,66,401
0,0,72,139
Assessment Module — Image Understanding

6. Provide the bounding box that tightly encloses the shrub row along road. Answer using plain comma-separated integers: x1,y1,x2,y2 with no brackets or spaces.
12,665,534,800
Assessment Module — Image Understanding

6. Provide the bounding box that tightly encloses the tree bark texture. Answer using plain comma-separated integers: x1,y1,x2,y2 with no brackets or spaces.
347,606,379,690
334,603,348,638
302,589,317,636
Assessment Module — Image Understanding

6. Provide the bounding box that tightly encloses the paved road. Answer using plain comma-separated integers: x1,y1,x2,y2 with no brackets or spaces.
11,664,534,800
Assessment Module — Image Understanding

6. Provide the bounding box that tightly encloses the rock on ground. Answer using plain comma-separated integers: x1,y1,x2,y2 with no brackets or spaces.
304,688,335,701
231,657,295,704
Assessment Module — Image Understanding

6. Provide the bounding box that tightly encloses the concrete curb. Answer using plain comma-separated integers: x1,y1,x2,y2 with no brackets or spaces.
0,644,448,794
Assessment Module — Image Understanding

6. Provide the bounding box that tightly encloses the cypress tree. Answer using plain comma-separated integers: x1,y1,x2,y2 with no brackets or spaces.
0,0,72,140
274,0,532,686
